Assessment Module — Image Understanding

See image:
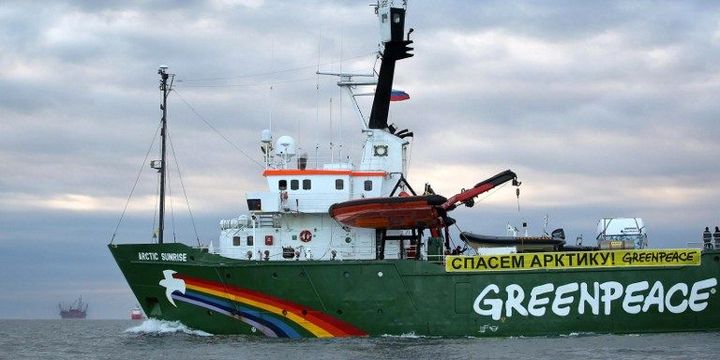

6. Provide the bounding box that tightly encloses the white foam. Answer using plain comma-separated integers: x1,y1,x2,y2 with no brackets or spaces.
559,332,580,337
559,332,596,338
380,332,439,339
124,318,212,337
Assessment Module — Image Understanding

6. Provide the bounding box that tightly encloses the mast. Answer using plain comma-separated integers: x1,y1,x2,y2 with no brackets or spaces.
368,0,413,130
157,65,173,244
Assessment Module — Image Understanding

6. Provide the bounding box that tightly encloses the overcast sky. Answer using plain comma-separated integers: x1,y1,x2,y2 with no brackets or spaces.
1,0,719,319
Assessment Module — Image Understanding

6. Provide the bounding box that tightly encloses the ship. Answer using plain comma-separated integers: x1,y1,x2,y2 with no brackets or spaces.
130,306,145,320
109,1,720,337
59,296,87,319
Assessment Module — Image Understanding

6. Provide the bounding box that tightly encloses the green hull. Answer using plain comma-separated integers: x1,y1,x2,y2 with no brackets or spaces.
109,243,720,337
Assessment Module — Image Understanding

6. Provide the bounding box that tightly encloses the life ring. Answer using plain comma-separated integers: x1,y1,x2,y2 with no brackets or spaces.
299,230,312,242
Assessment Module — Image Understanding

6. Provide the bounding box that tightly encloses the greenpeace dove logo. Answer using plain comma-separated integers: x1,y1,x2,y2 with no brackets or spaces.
159,270,186,307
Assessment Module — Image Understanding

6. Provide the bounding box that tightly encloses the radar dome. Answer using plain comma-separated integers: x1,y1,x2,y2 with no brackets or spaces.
260,129,272,143
275,135,296,157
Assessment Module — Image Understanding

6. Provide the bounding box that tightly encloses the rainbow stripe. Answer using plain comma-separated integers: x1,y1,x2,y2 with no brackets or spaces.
171,274,366,338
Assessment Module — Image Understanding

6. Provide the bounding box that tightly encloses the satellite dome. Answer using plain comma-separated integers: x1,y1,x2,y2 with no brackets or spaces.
260,129,272,143
275,135,296,157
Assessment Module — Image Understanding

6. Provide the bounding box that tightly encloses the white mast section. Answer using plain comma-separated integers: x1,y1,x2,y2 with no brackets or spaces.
316,71,376,129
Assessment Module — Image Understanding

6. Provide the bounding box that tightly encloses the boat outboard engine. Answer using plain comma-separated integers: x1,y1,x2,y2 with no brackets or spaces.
551,228,565,240
714,226,720,249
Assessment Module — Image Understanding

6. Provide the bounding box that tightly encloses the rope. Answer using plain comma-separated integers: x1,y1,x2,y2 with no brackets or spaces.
475,181,510,203
177,76,316,88
168,132,202,247
152,173,159,243
167,162,177,243
452,222,477,256
176,52,375,83
173,89,265,168
109,120,162,244
445,181,515,255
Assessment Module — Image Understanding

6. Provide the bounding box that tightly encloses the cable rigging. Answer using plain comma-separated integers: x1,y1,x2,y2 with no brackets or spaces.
109,120,162,244
177,76,316,88
176,52,375,83
173,89,265,169
168,132,202,247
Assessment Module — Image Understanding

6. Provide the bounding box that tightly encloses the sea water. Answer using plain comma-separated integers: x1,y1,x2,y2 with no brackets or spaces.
0,319,718,360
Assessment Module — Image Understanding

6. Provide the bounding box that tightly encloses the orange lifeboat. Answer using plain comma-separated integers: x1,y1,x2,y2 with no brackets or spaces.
328,195,447,230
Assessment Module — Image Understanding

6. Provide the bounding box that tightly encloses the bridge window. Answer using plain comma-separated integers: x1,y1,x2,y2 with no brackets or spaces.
233,236,241,246
278,180,287,190
247,199,261,211
364,180,373,191
303,179,311,190
290,179,299,190
335,179,344,190
246,235,254,246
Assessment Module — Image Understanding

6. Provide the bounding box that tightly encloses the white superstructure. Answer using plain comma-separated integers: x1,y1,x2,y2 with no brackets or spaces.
216,0,415,261
217,127,412,261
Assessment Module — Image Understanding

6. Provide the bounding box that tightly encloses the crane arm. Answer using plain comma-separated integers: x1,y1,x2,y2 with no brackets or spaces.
441,169,520,211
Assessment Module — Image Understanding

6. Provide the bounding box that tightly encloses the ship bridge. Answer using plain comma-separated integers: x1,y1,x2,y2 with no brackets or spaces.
248,169,386,214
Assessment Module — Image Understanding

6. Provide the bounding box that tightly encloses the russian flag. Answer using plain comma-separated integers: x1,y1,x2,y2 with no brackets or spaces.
390,89,410,102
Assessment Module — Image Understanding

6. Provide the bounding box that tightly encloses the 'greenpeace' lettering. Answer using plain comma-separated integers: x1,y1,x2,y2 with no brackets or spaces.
473,278,717,320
